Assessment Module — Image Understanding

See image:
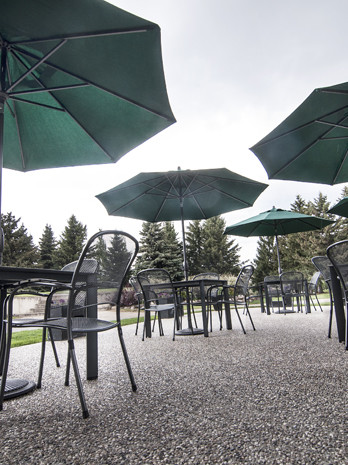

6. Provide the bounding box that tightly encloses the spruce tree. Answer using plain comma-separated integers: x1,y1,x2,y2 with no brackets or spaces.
200,215,241,275
55,215,87,268
252,236,279,284
134,222,166,273
1,212,39,267
38,224,58,269
162,222,184,281
186,220,203,275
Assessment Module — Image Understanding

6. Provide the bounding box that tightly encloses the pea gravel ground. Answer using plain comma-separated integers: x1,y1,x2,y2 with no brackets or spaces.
0,306,347,465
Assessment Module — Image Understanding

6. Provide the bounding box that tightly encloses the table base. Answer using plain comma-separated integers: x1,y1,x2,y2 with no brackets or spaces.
2,378,36,400
176,328,204,336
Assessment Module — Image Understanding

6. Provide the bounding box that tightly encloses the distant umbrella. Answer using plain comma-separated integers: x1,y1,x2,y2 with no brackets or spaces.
328,197,348,217
225,207,334,274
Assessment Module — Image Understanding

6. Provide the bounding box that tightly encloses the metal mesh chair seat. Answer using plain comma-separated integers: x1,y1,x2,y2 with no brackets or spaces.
0,230,139,419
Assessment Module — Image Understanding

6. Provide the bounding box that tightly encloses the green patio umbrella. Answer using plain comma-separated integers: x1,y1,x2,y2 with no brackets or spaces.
225,207,334,274
96,167,268,280
250,81,348,185
328,197,348,217
0,0,175,225
0,0,175,400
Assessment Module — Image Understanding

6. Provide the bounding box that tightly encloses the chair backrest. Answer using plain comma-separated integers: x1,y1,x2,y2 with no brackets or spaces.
308,271,321,292
137,268,176,307
129,276,141,295
71,230,139,320
326,240,348,292
280,271,304,294
311,256,332,283
263,275,281,297
192,272,220,298
235,265,254,296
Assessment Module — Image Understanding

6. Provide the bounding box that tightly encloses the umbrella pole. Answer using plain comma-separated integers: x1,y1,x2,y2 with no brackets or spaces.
0,47,6,264
275,235,282,275
180,199,189,281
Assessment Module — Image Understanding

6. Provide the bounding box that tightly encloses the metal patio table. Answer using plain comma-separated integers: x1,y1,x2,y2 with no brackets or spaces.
0,266,97,400
143,278,231,338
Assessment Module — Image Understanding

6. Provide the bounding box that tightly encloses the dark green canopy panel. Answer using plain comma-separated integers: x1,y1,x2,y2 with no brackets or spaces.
250,82,348,185
0,0,175,172
328,196,348,218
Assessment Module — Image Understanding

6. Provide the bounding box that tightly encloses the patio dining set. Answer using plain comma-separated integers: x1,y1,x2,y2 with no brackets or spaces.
0,0,347,424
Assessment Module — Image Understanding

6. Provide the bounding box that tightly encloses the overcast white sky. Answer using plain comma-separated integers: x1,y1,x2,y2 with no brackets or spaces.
4,0,348,262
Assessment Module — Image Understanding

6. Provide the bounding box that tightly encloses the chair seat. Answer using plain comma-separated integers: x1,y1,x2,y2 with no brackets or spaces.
11,316,118,332
147,303,174,312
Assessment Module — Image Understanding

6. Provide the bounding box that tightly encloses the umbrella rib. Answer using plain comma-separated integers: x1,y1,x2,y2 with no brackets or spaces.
7,40,67,93
10,83,90,96
6,72,26,170
271,112,348,178
11,45,175,122
11,26,153,46
332,150,348,184
252,104,348,148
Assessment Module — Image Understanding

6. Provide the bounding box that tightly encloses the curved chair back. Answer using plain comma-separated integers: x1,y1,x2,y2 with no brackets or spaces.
280,271,304,295
311,256,332,285
137,268,176,307
326,240,348,292
235,265,254,296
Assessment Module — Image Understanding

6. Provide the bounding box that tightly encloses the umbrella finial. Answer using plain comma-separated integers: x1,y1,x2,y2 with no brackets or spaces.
178,166,181,171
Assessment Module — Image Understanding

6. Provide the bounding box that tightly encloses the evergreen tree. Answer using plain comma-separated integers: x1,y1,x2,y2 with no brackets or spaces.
252,236,279,284
55,215,87,268
1,212,39,267
134,222,166,273
38,224,58,269
162,222,184,281
186,220,204,275
200,215,241,275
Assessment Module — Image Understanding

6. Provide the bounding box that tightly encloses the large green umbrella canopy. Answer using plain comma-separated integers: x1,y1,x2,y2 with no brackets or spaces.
96,167,268,279
225,206,334,273
328,197,348,217
0,0,175,212
250,81,348,185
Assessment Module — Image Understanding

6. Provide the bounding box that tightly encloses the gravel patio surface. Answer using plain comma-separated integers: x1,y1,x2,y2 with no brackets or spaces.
0,306,347,465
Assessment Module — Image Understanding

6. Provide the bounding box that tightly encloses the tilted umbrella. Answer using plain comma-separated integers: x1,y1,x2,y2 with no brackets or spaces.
224,206,334,274
96,167,268,280
250,81,348,185
328,197,348,217
0,0,175,235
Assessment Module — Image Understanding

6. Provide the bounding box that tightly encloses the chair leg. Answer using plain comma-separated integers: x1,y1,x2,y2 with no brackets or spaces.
48,329,61,367
328,292,333,338
117,325,137,391
135,303,141,336
234,304,246,334
68,339,89,418
245,301,256,331
0,320,12,411
37,327,47,389
65,350,71,386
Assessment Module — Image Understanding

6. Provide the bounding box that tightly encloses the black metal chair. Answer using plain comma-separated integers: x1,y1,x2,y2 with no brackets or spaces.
326,240,348,347
311,256,334,338
137,268,179,341
191,272,220,331
263,275,282,313
307,271,323,312
0,230,139,418
279,271,306,313
129,276,144,336
207,265,255,333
